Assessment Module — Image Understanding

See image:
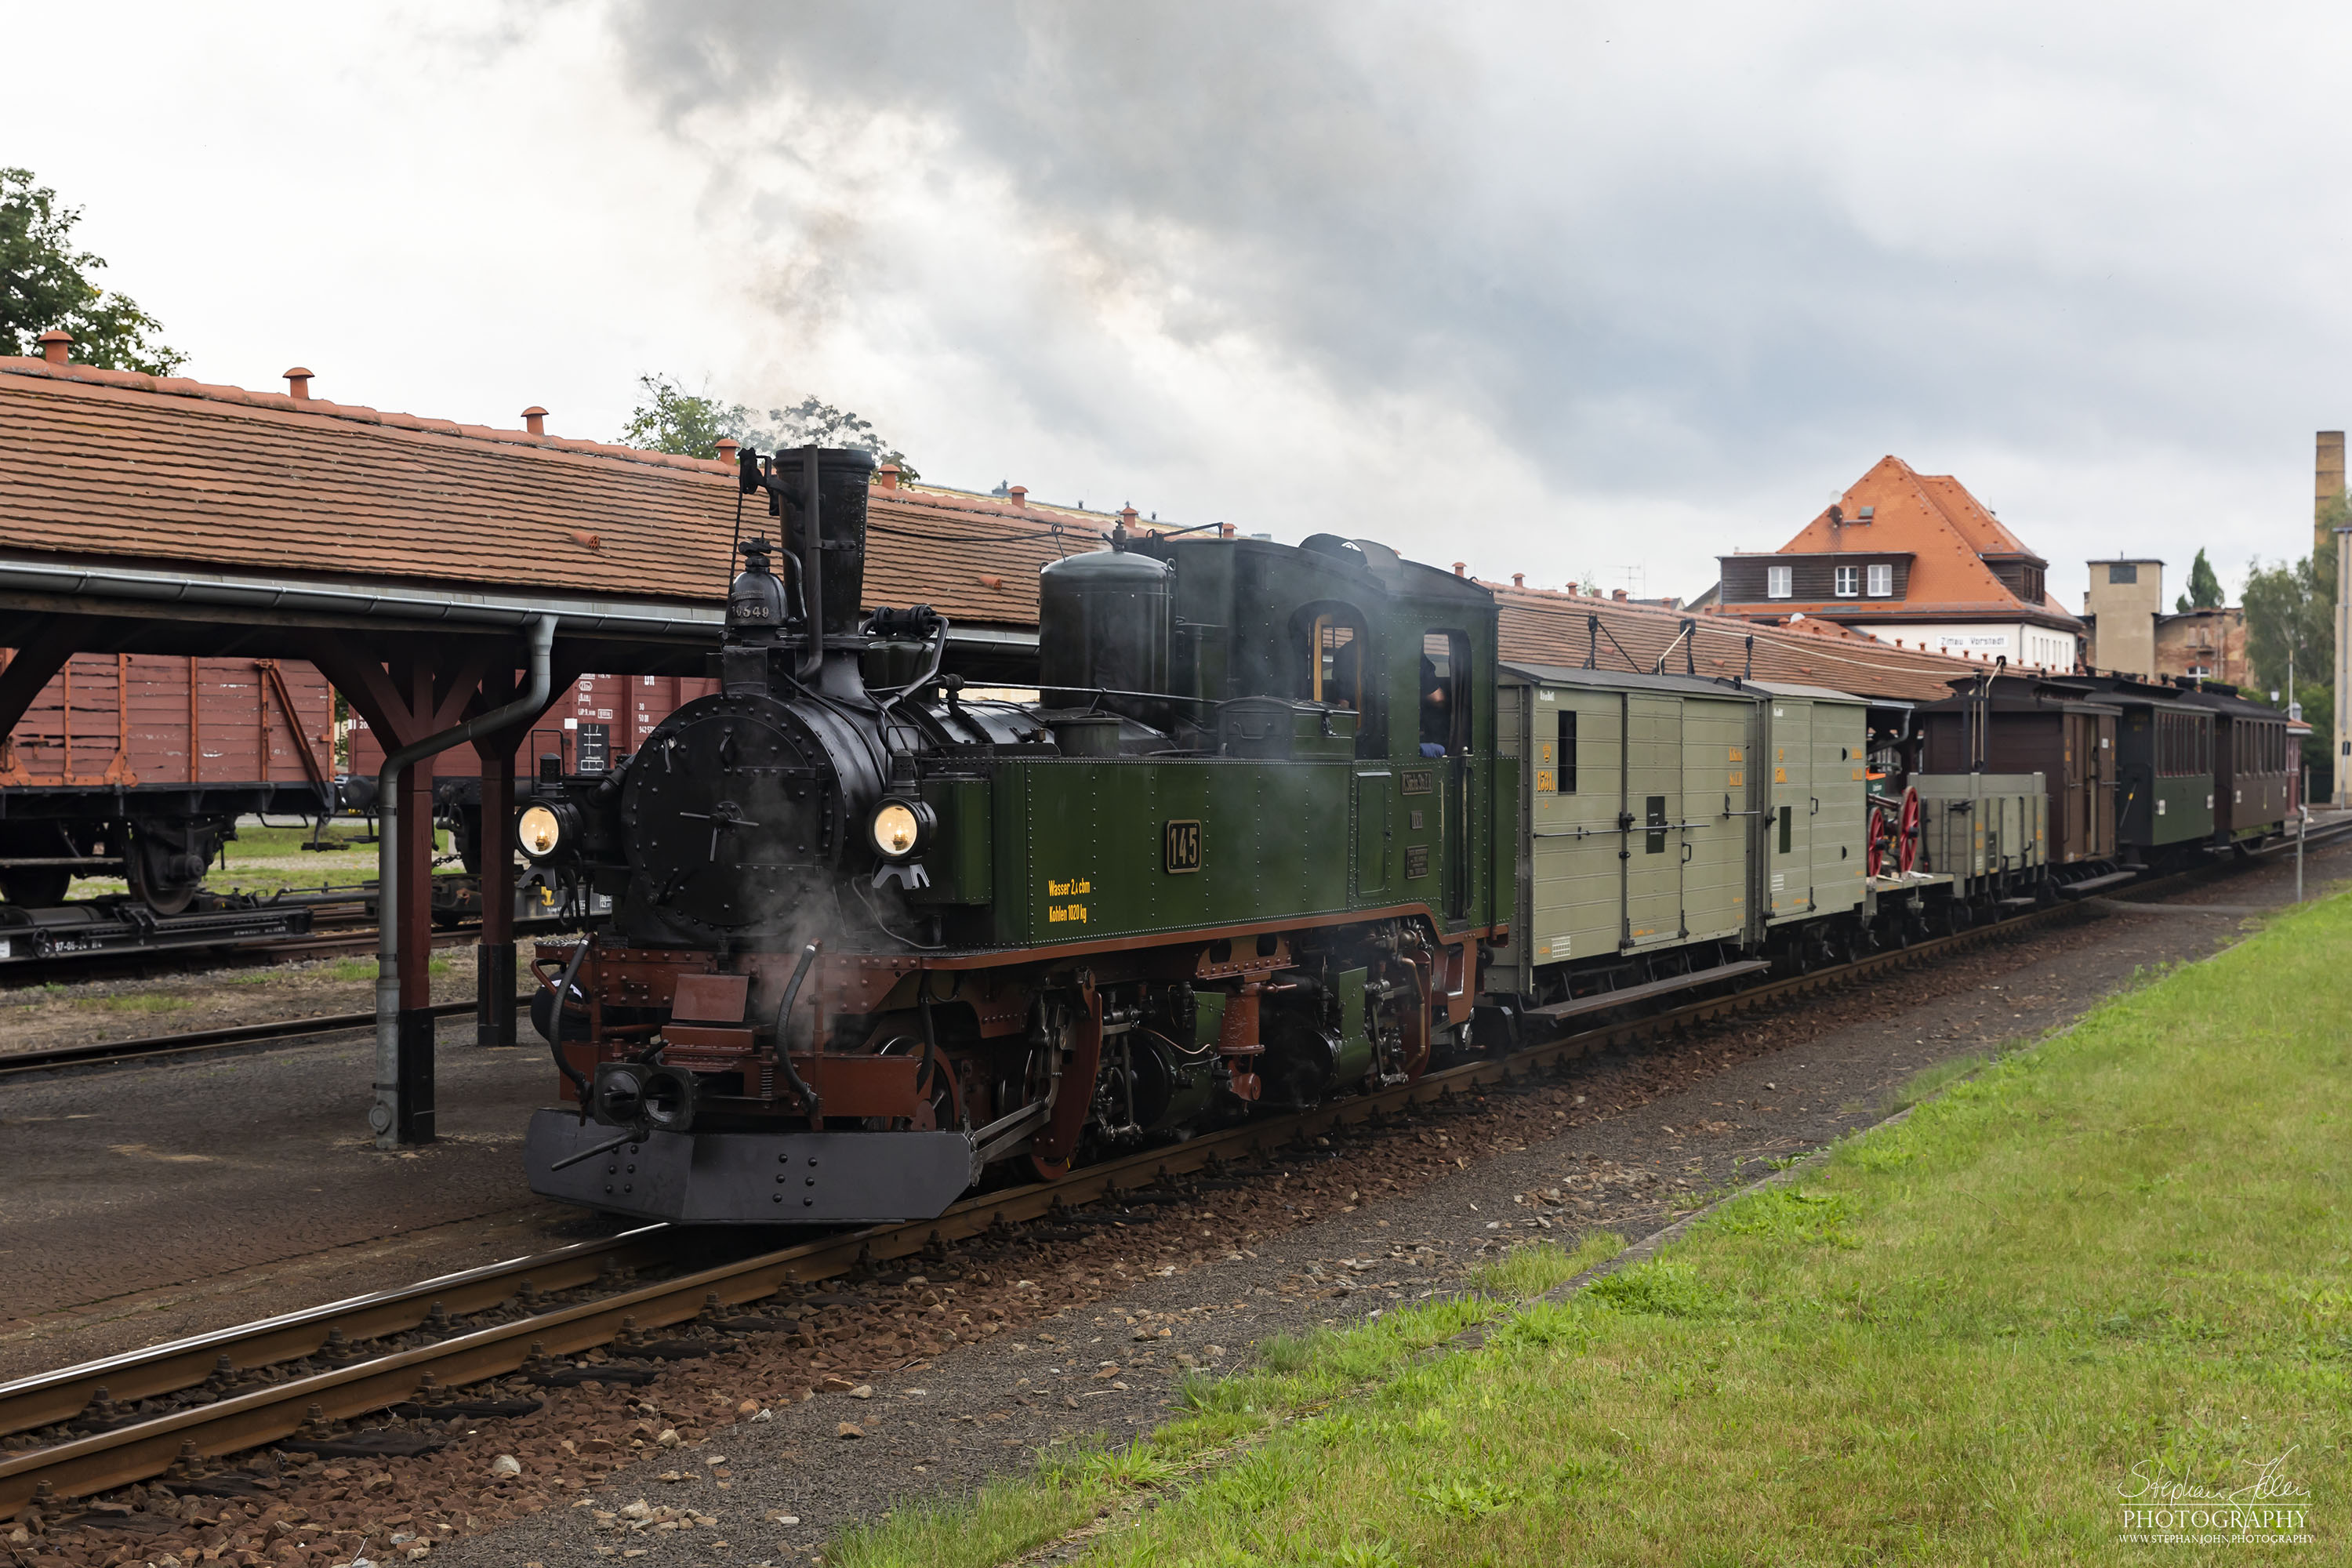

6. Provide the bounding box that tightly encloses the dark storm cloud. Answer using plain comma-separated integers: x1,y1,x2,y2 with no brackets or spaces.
601,1,2352,557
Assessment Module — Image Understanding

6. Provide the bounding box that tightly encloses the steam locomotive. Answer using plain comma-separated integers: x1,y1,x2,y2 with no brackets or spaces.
518,446,1508,1222
517,446,2296,1227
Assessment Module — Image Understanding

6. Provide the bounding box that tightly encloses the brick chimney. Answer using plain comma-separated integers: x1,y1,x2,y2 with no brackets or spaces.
284,367,314,401
1512,572,1524,587
875,461,902,491
521,405,548,436
1219,523,1236,539
2319,430,2345,557
1612,589,1628,601
717,437,739,466
1007,485,1028,508
1453,561,1466,576
38,329,71,365
1119,504,1139,528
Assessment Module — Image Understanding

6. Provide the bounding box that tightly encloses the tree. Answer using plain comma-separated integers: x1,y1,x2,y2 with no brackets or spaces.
2244,500,2339,793
616,374,916,477
616,374,741,460
1,167,185,375
2176,547,2224,613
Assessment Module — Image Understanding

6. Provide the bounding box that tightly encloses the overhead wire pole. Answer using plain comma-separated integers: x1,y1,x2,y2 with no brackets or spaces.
2337,523,2350,809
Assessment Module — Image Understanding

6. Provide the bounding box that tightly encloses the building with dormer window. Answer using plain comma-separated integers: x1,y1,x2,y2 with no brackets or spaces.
1700,456,2084,672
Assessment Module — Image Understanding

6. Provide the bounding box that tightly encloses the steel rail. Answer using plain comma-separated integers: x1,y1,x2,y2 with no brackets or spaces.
0,1227,674,1442
1,909,590,985
0,996,539,1080
5,827,2345,1516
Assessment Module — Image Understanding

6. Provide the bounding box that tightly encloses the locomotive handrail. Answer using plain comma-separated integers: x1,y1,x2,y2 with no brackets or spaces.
771,942,825,1128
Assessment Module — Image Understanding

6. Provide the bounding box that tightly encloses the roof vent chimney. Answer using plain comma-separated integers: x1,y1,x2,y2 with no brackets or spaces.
874,461,901,491
1612,588,1628,601
521,405,548,436
37,329,71,366
1512,572,1525,587
1219,523,1236,539
1007,485,1028,508
716,437,739,466
1453,561,1466,577
1118,503,1139,528
283,367,314,401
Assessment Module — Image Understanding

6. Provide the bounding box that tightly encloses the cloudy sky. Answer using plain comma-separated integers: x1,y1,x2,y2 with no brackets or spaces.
9,1,2349,608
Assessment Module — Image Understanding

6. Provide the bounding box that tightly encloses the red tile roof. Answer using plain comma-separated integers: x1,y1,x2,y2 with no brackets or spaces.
1723,455,2082,628
0,359,1997,705
1488,579,1987,703
0,357,1109,628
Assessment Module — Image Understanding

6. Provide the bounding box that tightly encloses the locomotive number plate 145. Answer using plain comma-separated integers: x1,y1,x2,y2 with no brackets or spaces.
1164,819,1203,873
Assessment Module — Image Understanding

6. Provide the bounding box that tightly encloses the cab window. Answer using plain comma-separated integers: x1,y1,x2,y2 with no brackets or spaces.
1291,602,1382,755
1420,631,1471,757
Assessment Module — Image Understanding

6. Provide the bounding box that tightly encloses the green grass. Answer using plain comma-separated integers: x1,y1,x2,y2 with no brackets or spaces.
75,993,192,1014
311,954,457,985
1465,1231,1624,1298
830,894,2352,1566
67,822,468,900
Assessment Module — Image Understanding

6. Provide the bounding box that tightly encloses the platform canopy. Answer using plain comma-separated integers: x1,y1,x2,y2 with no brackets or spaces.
0,353,1108,683
0,350,1112,1145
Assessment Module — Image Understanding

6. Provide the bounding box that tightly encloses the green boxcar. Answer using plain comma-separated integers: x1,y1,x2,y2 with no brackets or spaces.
1752,684,1870,926
1495,666,1880,1006
1497,666,1762,991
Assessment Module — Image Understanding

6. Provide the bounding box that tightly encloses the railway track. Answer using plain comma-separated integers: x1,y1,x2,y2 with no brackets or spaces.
4,822,2345,1519
0,996,543,1080
0,902,593,989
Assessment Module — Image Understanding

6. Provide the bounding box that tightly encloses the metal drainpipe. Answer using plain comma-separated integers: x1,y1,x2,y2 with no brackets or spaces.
369,614,558,1149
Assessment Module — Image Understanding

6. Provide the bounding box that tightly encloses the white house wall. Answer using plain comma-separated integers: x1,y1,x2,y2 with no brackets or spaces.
1850,622,2076,672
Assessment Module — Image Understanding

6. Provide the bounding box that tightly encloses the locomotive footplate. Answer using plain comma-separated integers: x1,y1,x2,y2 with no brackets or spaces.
524,1110,975,1225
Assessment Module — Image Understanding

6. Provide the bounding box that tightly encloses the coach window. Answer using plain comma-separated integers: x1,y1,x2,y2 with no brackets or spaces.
1555,710,1577,792
1420,632,1471,757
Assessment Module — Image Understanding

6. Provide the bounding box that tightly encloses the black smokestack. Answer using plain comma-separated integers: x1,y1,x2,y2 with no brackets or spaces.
774,447,878,645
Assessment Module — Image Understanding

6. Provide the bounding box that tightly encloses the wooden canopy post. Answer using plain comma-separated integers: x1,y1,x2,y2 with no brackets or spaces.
307,636,496,1145
474,666,519,1049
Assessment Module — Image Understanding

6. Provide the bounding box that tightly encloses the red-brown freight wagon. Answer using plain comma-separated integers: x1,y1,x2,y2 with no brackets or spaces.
0,652,713,912
345,672,718,785
0,650,335,911
345,671,717,880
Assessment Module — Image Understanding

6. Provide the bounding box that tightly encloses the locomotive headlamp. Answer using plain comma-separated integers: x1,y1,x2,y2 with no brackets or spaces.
592,1062,647,1127
517,804,568,860
591,1062,696,1133
639,1065,696,1132
868,797,935,861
